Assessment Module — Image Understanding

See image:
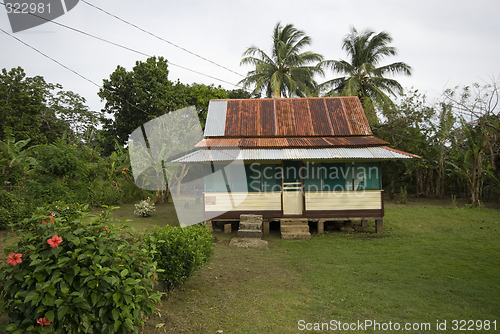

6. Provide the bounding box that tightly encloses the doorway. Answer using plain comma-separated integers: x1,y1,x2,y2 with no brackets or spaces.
282,161,303,215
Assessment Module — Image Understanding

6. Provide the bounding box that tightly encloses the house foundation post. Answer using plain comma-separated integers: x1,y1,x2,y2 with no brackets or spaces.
317,220,324,234
224,223,232,234
262,220,270,235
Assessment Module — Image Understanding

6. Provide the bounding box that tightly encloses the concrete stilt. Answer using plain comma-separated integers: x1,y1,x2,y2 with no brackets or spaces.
262,220,270,235
317,220,324,234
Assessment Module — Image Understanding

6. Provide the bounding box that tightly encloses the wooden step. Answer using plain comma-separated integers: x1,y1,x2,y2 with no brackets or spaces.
279,219,311,239
238,229,263,238
281,232,311,240
239,222,262,231
280,225,310,233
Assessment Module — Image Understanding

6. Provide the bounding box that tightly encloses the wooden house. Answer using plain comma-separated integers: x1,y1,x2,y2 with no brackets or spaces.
175,97,418,237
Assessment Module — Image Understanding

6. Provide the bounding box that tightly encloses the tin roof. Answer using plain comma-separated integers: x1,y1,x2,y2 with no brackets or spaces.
195,136,388,149
203,100,227,137
173,147,419,163
204,96,372,138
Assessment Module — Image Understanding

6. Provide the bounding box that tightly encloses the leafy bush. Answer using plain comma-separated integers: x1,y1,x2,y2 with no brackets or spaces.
13,201,89,231
147,224,213,290
134,199,155,217
0,207,162,333
0,189,29,230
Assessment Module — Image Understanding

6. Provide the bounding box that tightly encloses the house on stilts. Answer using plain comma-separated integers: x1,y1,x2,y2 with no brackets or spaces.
175,97,418,239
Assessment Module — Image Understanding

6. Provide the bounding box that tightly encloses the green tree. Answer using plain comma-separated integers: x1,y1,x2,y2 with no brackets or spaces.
444,81,500,205
322,27,412,124
239,22,324,98
185,83,228,127
0,67,99,145
0,132,37,188
99,56,256,152
98,56,189,154
374,89,434,198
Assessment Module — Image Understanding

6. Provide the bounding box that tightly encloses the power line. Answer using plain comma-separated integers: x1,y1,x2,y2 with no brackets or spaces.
80,0,245,78
0,1,246,89
0,27,100,88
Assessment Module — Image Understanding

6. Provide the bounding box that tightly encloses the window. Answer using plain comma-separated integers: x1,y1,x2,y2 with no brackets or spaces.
245,163,282,192
304,162,323,191
204,162,248,192
350,162,381,190
303,162,380,192
322,163,346,191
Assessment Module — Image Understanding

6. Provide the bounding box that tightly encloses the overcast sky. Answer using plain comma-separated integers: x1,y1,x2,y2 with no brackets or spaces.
2,0,500,113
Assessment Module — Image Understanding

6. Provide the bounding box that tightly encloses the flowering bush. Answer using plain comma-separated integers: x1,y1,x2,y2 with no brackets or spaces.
0,207,162,334
134,199,155,217
14,201,89,231
147,224,213,290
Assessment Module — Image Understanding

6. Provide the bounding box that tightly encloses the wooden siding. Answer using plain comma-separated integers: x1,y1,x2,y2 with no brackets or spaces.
305,190,382,211
204,192,281,212
204,190,382,214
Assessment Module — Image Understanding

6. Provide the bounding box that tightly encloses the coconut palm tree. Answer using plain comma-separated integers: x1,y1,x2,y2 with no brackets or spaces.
321,27,412,124
239,22,324,98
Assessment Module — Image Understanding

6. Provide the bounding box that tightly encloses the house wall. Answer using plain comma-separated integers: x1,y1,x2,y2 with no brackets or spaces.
203,160,384,219
305,190,382,211
204,191,282,212
204,190,383,219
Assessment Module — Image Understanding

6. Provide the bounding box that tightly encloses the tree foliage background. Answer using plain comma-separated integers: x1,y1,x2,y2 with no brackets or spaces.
1,26,499,229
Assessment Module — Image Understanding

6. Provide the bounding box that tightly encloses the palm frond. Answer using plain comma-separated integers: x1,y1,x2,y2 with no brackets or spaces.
369,76,404,96
239,22,323,97
374,62,412,76
342,77,361,96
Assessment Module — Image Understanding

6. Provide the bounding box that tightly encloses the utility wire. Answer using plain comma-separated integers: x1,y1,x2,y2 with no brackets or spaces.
0,1,246,89
0,27,101,88
1,27,182,122
80,0,245,78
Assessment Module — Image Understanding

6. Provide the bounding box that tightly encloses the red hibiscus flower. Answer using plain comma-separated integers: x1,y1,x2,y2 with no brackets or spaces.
47,235,63,248
42,220,47,225
37,316,51,327
6,253,22,266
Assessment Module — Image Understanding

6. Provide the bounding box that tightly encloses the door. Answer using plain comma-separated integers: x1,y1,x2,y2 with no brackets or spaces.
282,161,303,215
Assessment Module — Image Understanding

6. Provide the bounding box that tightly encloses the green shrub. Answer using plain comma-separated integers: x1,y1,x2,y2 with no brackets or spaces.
0,207,162,333
13,201,89,231
0,189,29,230
147,224,213,290
134,199,155,217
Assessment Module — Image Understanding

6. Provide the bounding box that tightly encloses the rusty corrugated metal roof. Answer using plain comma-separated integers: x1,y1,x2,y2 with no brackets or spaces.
206,96,372,138
195,136,388,149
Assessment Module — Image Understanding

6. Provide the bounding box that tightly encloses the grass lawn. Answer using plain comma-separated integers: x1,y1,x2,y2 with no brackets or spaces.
1,200,499,333
142,201,500,333
91,202,180,232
